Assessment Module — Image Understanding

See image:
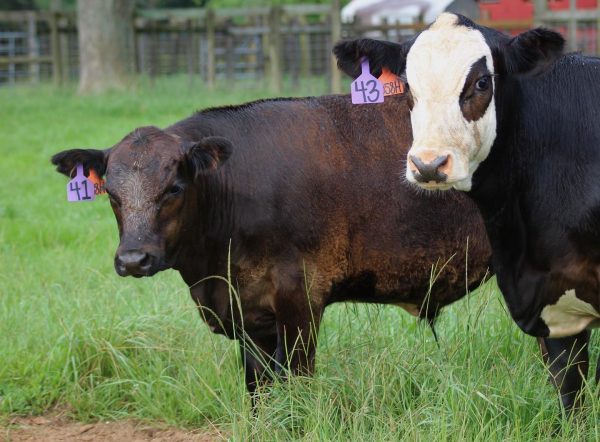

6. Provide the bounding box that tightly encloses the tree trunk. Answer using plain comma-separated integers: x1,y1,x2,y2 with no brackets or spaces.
77,0,135,94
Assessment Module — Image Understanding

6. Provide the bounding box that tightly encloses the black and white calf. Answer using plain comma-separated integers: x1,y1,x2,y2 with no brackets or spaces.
335,13,600,411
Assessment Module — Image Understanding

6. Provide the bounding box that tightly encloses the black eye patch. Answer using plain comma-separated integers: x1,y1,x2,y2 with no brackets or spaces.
459,56,494,122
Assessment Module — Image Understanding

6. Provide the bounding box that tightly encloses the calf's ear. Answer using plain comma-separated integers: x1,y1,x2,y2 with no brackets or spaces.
502,28,564,75
51,148,110,177
186,136,232,178
333,38,413,78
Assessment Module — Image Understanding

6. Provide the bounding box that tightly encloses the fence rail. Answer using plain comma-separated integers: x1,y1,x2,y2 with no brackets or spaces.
0,1,598,91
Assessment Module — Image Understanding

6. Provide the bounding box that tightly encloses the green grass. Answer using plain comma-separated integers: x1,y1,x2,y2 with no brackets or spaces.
0,76,598,441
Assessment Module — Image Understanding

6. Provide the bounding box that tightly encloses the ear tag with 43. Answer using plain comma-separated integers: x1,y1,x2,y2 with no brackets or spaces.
351,58,384,104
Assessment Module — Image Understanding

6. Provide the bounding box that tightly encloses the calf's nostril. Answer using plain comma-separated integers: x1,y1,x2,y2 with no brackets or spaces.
138,253,151,269
433,154,449,169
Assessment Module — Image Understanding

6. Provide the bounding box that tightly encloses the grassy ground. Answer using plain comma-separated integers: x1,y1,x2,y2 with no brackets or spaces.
0,76,598,441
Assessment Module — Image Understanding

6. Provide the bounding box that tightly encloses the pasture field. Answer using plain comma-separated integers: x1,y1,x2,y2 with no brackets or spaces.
0,77,598,441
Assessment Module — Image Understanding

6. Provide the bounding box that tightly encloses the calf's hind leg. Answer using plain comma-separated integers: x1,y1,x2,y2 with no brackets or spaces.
538,331,590,412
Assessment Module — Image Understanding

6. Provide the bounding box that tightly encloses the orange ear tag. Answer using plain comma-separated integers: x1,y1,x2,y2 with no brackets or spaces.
88,169,107,196
378,67,405,97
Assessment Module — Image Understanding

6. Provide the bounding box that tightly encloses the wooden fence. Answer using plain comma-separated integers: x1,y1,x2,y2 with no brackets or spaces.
0,5,344,90
0,1,598,91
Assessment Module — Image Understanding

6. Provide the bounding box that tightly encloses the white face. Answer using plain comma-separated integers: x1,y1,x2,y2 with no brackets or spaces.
405,13,497,191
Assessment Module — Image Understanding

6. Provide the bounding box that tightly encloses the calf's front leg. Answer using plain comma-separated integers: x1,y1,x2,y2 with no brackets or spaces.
597,352,599,385
538,330,590,412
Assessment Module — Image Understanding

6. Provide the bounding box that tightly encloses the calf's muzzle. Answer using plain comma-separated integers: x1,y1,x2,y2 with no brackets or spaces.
409,154,450,183
115,249,156,277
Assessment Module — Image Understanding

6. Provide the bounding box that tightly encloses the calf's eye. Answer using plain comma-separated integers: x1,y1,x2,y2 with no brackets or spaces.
475,77,490,92
168,185,183,196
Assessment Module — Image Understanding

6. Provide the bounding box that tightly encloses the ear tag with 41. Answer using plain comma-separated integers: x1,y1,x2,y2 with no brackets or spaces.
351,58,384,104
67,164,96,202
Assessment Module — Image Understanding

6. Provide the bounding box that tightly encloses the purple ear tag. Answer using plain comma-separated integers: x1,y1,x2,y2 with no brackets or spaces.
351,58,384,104
67,164,96,202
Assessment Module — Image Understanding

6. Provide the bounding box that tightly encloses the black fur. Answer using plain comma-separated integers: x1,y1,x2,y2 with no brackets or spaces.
503,28,565,75
333,38,414,79
51,148,109,178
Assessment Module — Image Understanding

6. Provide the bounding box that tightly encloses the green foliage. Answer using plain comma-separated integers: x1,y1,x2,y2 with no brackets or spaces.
0,0,36,10
0,76,598,440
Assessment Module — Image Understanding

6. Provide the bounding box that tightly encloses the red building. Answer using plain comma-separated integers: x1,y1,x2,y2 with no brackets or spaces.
479,0,597,21
479,0,599,54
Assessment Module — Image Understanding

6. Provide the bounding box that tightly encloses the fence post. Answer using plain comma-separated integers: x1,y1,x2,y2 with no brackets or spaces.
49,11,62,86
299,14,311,80
533,0,545,27
225,20,235,82
149,21,158,85
137,18,147,74
168,31,177,74
59,14,70,83
382,17,389,40
132,15,140,74
268,5,283,93
27,12,39,84
330,0,342,94
597,1,600,55
289,17,300,88
206,8,216,89
187,18,197,88
256,14,266,78
49,0,63,85
568,0,577,52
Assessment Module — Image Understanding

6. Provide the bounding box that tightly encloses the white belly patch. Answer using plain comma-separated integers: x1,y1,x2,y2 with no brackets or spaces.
540,289,600,338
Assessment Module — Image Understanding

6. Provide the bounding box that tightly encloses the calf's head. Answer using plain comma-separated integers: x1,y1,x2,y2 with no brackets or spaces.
334,13,564,191
51,126,231,277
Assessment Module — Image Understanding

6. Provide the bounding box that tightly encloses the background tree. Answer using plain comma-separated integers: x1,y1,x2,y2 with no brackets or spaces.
76,0,135,94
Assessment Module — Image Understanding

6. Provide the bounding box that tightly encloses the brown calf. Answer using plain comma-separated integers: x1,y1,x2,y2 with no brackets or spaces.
51,94,491,395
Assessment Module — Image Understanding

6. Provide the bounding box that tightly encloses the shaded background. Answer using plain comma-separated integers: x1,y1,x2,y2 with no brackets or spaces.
1,0,599,92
